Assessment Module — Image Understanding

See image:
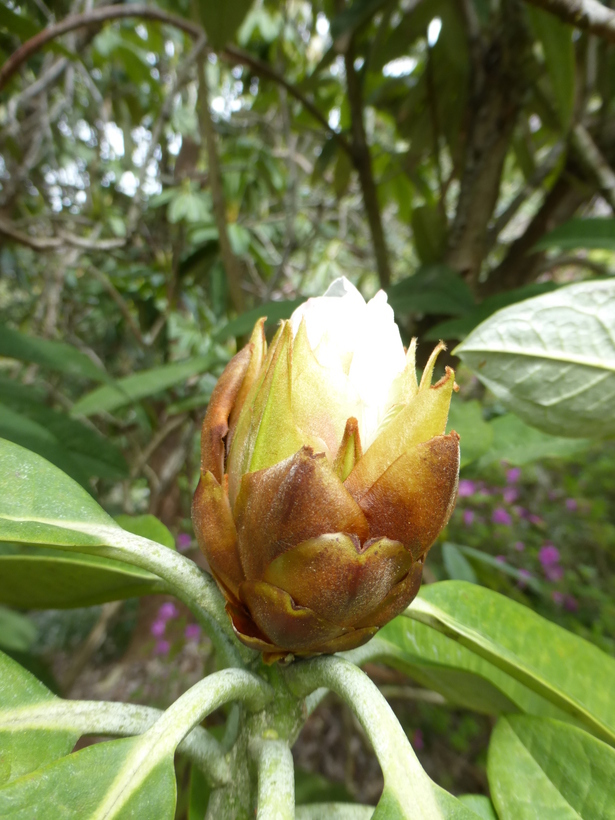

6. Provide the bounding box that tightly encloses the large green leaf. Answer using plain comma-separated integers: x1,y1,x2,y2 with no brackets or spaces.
0,551,163,609
488,716,615,819
527,7,575,128
388,265,475,318
71,353,222,417
0,651,77,786
213,299,305,343
478,413,590,468
534,218,615,252
376,617,565,720
407,582,615,745
0,327,109,383
457,796,496,820
454,280,615,438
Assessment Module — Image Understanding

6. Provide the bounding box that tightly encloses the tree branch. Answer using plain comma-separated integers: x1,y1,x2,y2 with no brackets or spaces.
571,122,615,210
523,0,615,43
197,57,245,314
343,37,392,288
0,4,351,156
0,216,126,251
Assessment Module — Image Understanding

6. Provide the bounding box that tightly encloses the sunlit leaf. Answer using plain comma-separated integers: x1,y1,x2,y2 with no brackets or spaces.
455,280,615,438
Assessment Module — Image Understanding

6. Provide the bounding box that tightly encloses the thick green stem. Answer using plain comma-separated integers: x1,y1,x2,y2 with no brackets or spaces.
296,806,374,819
61,523,251,668
284,656,444,819
251,738,295,819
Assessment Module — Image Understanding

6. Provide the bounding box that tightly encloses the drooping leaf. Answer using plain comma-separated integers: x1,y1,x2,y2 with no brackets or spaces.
441,543,478,584
457,796,497,820
452,544,543,594
454,280,615,439
407,581,615,745
527,6,575,128
533,217,615,252
0,326,109,383
0,551,163,610
488,716,615,819
478,414,590,467
0,651,77,786
71,353,222,417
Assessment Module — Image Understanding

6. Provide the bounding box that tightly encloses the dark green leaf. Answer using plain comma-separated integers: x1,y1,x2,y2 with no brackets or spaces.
442,543,478,584
197,0,255,50
389,266,475,317
533,218,615,252
0,608,37,653
0,327,109,383
478,414,590,468
527,7,575,128
446,400,493,468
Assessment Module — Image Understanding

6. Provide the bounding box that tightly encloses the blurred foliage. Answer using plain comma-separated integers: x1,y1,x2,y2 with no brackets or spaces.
1,0,614,806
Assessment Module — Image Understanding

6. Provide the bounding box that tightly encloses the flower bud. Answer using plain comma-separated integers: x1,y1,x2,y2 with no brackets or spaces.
193,278,459,662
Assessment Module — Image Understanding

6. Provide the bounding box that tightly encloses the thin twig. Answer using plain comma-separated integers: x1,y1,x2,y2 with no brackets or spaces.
571,122,615,210
523,0,615,43
0,216,126,251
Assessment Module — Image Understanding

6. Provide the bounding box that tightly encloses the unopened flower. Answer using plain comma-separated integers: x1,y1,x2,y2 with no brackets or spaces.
193,278,459,661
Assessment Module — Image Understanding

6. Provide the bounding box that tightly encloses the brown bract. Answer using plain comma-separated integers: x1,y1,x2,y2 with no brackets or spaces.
192,321,460,663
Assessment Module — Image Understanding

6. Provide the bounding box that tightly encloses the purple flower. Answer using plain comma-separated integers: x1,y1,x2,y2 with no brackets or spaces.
514,541,525,552
529,514,543,526
544,565,564,582
503,487,519,505
565,498,578,512
506,467,521,484
155,639,170,655
185,624,201,641
412,729,424,751
564,595,578,613
458,480,476,498
552,591,564,606
176,533,192,551
538,545,560,567
492,507,512,526
150,619,166,638
158,602,179,621
495,555,506,564
462,509,475,526
517,507,530,520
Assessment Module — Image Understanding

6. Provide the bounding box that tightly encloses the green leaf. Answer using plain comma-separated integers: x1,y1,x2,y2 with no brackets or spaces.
454,280,615,438
478,414,590,468
488,716,615,819
115,515,175,550
168,190,212,224
442,543,478,584
534,217,615,252
0,326,109,383
0,4,40,39
0,651,77,786
330,0,391,39
0,552,163,610
425,283,559,341
446,400,493,468
296,806,374,819
457,796,496,820
389,265,475,318
197,0,255,50
0,438,117,550
453,544,543,594
0,608,37,653
410,207,448,266
188,764,212,820
213,299,305,342
376,618,563,719
527,6,575,128
407,581,615,745
71,353,222,417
